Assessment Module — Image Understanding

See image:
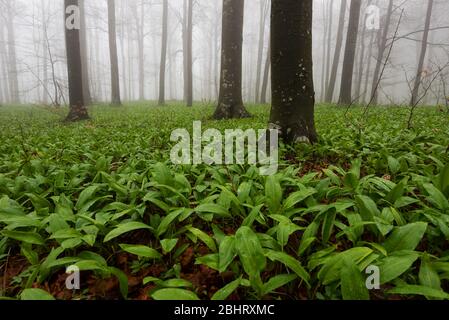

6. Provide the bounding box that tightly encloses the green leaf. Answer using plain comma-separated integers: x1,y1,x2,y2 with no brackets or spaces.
1,230,45,245
156,208,185,237
20,288,55,300
383,222,427,252
423,183,449,210
387,156,400,174
75,186,99,210
218,236,236,273
119,244,162,259
265,176,282,214
438,164,449,196
195,203,231,218
186,226,217,252
104,222,153,242
150,288,199,300
235,227,266,276
378,251,419,284
109,267,129,299
160,238,179,254
387,285,449,300
211,277,242,300
419,256,441,292
262,274,297,296
355,195,380,222
265,250,310,286
282,188,317,210
340,258,370,300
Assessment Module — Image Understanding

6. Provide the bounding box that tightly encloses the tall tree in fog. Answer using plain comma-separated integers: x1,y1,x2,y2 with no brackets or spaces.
0,19,10,103
183,0,193,106
410,0,434,106
260,41,270,104
338,0,361,105
213,0,250,119
325,0,347,103
5,0,20,103
107,0,121,106
158,0,168,105
255,0,269,104
269,0,317,143
370,0,393,105
79,0,92,105
64,0,89,121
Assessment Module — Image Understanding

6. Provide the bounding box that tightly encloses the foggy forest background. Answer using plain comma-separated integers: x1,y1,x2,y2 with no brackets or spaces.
1,0,448,107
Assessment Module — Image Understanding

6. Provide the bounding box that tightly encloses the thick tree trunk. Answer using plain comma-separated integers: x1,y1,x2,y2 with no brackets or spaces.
6,1,20,104
255,0,268,104
260,41,271,104
370,0,393,105
338,0,362,105
269,0,317,144
107,0,121,106
213,0,250,119
158,0,168,105
410,0,434,106
79,0,92,105
325,0,347,103
64,0,89,122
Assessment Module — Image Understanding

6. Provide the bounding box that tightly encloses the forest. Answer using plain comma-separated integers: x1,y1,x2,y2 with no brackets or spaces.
0,0,449,302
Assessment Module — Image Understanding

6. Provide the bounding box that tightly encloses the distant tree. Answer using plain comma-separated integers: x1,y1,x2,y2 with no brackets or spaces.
338,0,362,105
213,0,250,119
64,0,89,121
255,0,269,104
370,0,393,105
107,0,121,106
260,41,270,104
269,0,317,144
79,0,92,105
158,0,168,105
183,0,193,106
325,0,347,103
410,0,434,106
0,17,10,103
4,0,19,104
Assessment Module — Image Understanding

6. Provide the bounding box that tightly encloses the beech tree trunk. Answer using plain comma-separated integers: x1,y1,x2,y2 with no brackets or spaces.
107,0,121,106
255,0,268,104
260,41,271,104
79,0,92,105
158,0,168,105
213,0,250,119
269,0,317,144
64,0,89,122
185,0,193,106
325,0,347,103
410,0,434,106
5,1,20,104
338,0,361,105
0,21,10,103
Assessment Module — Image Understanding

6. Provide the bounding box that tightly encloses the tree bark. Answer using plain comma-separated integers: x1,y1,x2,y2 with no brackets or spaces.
255,0,268,104
213,0,250,119
79,0,92,105
324,0,334,99
338,0,362,105
410,0,434,106
107,0,121,106
5,0,20,104
260,41,271,104
185,0,193,106
269,0,317,144
0,20,10,103
64,0,89,122
325,0,347,103
158,0,168,105
370,0,393,105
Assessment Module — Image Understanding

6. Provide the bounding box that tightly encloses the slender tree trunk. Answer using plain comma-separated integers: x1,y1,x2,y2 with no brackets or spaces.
107,0,121,106
41,0,49,104
213,0,250,119
6,0,20,104
410,0,434,106
185,0,193,106
79,0,92,105
119,1,127,101
355,20,367,102
320,0,328,102
269,0,317,144
325,0,347,103
136,0,145,101
260,41,270,104
255,0,267,104
64,0,89,121
325,0,334,98
362,30,375,104
338,0,362,105
158,0,168,105
0,21,10,103
370,0,393,105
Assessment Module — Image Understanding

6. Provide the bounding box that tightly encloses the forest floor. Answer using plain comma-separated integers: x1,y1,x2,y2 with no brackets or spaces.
0,103,449,300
